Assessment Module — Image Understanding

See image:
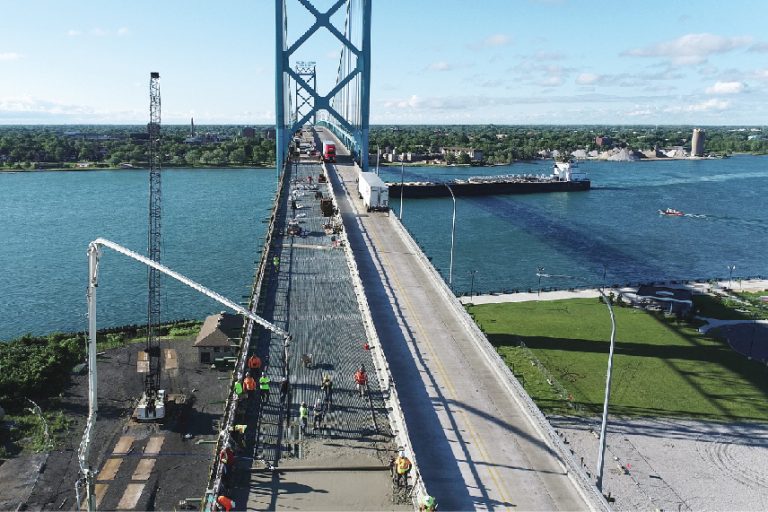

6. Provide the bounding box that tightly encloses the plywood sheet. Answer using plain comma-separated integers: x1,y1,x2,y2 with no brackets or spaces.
97,458,122,481
116,483,144,510
112,435,134,455
144,436,164,455
131,458,155,481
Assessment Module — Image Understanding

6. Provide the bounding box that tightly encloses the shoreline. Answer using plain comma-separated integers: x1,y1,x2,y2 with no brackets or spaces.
0,164,275,173
460,278,768,305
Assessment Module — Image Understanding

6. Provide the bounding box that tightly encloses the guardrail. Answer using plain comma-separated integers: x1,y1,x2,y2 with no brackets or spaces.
203,162,288,510
324,161,426,509
387,212,611,512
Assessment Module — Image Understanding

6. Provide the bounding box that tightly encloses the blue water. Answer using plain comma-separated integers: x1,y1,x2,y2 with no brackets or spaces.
0,168,276,341
2,157,767,341
379,156,768,295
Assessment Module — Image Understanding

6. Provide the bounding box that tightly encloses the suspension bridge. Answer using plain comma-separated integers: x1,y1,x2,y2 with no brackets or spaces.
197,1,610,509
77,1,610,510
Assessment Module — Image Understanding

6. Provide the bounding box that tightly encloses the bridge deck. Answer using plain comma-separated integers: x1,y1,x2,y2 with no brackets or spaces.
325,128,600,510
236,156,407,510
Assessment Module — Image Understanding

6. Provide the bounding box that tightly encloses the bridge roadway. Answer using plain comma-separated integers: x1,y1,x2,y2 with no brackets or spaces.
322,129,606,510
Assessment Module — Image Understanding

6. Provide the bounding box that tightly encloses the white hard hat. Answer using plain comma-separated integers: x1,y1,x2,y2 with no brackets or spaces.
398,450,405,457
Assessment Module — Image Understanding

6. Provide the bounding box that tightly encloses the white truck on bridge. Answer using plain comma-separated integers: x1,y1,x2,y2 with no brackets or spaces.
358,172,389,212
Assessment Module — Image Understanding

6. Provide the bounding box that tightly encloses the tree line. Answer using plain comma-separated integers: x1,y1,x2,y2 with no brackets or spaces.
1,124,766,170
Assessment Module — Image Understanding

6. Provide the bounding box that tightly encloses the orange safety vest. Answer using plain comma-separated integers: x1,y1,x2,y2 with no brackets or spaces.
247,355,262,369
216,495,234,512
396,456,412,474
243,375,256,391
354,370,367,385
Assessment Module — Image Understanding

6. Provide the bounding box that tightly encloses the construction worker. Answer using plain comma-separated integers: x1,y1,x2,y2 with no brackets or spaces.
299,401,309,435
259,373,271,403
243,372,256,400
354,365,368,397
394,450,412,488
312,398,324,431
247,353,262,378
272,255,280,270
215,494,235,512
230,424,247,451
219,445,235,485
321,373,333,403
419,494,437,511
279,376,290,404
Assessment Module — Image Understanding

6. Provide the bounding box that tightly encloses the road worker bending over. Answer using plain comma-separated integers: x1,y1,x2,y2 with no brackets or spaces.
393,450,412,488
419,494,437,511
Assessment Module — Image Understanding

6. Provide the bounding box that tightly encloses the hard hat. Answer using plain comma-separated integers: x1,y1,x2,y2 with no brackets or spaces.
301,401,306,406
231,501,236,508
398,450,405,457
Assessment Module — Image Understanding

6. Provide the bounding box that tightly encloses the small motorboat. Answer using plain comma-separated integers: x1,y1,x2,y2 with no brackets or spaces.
659,208,684,216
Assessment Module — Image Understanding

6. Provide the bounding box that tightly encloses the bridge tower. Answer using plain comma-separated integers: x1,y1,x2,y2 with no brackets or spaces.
275,0,371,173
294,61,317,125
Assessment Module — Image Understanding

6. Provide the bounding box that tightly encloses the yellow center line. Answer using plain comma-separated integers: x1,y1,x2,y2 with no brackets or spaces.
358,196,512,509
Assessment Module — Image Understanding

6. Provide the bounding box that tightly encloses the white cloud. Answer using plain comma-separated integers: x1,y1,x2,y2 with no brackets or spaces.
89,28,108,37
117,27,131,37
576,73,602,85
665,98,730,113
754,69,768,81
66,29,82,37
485,34,510,47
748,42,768,53
0,52,21,62
622,33,752,65
469,33,512,50
705,81,746,94
427,61,452,71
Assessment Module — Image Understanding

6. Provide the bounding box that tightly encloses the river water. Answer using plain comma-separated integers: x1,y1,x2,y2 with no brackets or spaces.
1,156,767,340
0,168,276,340
379,155,768,296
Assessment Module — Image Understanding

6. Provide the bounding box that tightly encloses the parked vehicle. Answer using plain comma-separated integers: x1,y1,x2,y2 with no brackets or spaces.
358,172,389,212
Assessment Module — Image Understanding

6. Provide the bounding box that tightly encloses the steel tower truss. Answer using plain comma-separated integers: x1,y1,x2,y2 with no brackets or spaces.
275,0,371,172
145,72,162,399
294,61,317,125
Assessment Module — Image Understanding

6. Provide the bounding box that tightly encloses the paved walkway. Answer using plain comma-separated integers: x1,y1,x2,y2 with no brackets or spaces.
325,132,604,510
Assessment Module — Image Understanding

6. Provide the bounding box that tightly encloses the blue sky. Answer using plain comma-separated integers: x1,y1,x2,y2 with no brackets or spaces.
1,0,767,125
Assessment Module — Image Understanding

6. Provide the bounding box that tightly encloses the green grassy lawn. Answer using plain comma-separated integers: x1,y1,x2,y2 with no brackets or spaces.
468,299,768,421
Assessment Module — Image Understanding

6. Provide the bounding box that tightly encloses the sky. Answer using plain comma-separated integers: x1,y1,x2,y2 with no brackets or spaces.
1,0,767,125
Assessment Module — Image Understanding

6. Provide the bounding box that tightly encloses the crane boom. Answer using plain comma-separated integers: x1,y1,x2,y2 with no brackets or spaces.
137,71,164,420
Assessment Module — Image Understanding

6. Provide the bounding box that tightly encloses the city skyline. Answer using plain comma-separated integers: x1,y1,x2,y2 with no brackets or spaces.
1,0,767,125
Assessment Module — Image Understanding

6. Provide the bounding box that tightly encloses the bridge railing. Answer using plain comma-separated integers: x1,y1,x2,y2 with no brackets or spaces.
323,161,427,507
203,160,288,509
385,210,612,512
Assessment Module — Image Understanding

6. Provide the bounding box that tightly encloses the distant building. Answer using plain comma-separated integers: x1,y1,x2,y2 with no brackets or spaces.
691,128,705,157
263,127,276,140
194,312,243,364
440,147,484,162
190,117,195,137
242,127,256,138
595,135,612,147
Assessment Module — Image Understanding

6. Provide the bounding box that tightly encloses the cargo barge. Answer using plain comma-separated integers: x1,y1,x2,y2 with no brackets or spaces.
388,160,590,198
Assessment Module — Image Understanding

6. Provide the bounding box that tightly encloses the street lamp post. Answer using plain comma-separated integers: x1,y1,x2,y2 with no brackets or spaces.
445,184,456,287
535,270,616,494
399,160,405,220
469,270,478,301
728,264,736,289
537,266,545,298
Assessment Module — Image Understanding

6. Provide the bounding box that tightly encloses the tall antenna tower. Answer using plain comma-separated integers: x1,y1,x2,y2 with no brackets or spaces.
136,71,165,421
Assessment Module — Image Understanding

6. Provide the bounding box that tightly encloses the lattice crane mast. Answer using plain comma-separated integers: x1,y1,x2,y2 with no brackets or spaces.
135,71,165,421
